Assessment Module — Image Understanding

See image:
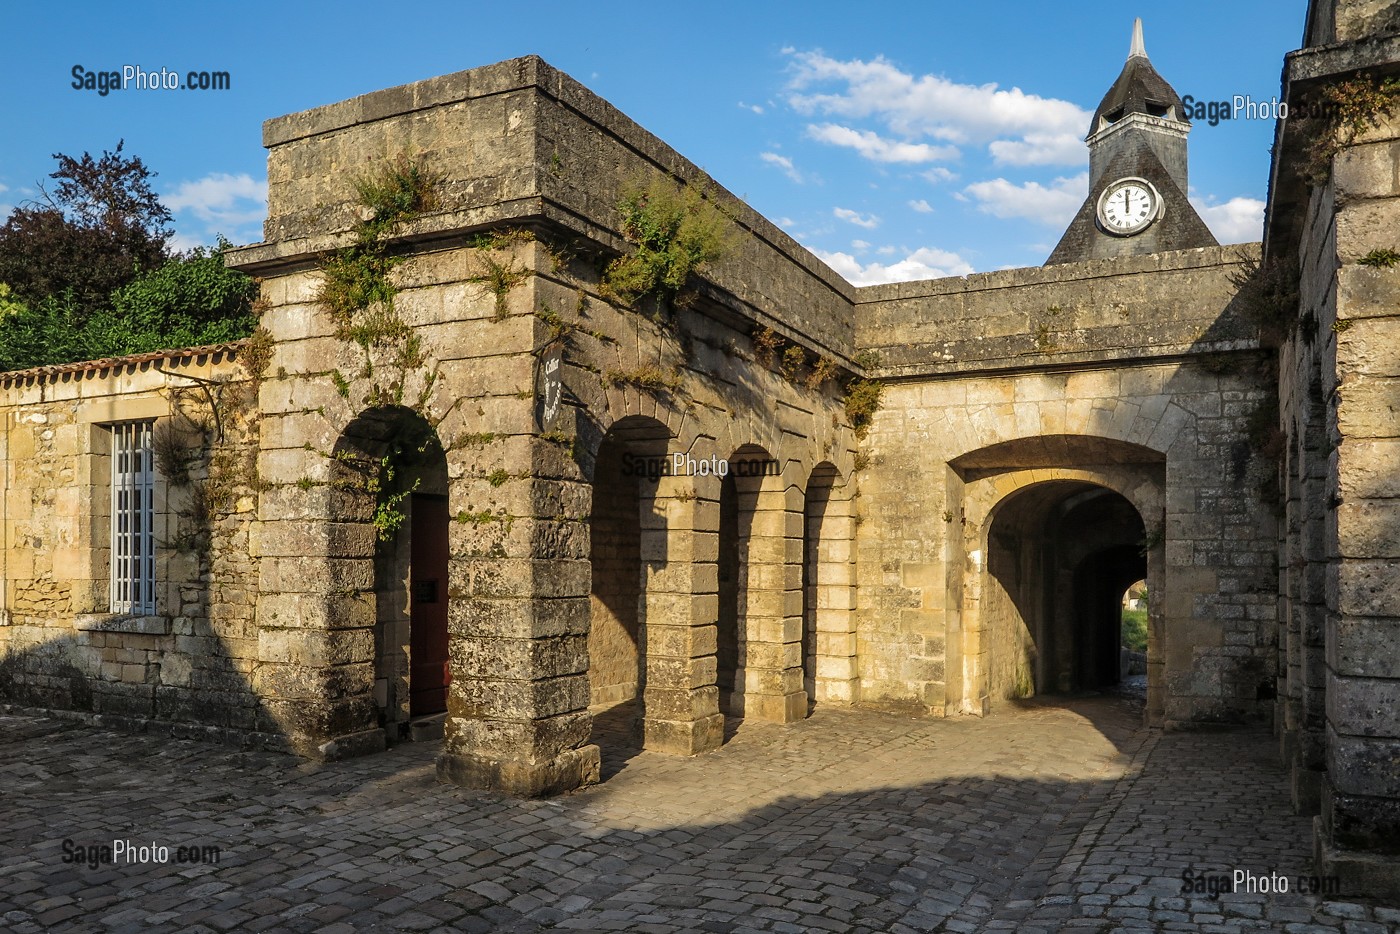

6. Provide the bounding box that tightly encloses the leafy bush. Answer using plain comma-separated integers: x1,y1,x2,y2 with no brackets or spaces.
1121,609,1148,653
601,177,733,307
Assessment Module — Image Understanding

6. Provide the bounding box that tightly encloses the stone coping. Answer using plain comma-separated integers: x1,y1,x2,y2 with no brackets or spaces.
855,243,1259,305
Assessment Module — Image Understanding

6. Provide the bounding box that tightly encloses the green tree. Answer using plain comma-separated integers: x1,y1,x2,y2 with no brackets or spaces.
0,144,258,372
0,141,172,311
85,240,258,358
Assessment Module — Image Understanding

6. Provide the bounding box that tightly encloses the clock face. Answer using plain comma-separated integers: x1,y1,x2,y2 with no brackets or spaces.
1097,178,1161,236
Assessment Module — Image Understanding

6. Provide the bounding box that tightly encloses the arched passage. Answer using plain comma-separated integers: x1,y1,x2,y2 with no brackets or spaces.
587,416,669,747
982,481,1146,704
331,406,450,742
948,436,1167,720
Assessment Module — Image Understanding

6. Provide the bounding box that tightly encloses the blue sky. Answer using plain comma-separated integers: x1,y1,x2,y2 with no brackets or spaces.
0,1,1305,284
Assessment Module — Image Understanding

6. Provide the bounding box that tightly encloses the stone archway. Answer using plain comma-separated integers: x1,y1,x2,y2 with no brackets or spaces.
328,406,450,744
948,436,1167,723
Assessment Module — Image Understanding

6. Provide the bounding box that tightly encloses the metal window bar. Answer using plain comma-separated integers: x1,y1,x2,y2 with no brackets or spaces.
110,421,155,615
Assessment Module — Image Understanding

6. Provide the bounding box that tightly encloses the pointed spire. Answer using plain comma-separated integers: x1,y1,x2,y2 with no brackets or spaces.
1128,17,1147,60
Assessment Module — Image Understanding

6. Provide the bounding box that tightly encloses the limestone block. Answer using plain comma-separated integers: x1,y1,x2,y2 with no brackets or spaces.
442,710,592,760
258,592,374,630
257,627,373,666
1333,139,1400,201
816,656,858,680
1329,617,1400,679
641,711,723,755
448,633,587,679
1336,441,1400,498
1325,674,1400,738
1336,200,1400,263
1330,559,1400,617
450,673,588,720
436,743,600,797
449,595,588,639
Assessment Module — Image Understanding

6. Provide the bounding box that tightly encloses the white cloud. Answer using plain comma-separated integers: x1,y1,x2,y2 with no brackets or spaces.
807,123,959,164
163,172,268,230
777,217,796,228
760,151,804,183
964,173,1087,226
989,132,1085,167
909,198,933,213
851,239,871,250
786,49,1090,167
816,245,975,285
922,167,958,184
1191,196,1265,244
739,101,764,115
834,207,880,229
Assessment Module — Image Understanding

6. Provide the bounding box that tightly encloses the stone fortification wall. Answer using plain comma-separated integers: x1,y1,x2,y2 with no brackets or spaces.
858,244,1259,376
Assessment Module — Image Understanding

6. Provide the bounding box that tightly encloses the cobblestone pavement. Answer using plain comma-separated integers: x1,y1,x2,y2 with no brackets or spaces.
2,695,1397,933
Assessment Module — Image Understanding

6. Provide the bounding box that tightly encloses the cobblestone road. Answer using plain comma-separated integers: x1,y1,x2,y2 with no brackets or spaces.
2,694,1397,933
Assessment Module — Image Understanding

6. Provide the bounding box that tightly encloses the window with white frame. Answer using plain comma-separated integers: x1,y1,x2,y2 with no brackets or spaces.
110,420,156,615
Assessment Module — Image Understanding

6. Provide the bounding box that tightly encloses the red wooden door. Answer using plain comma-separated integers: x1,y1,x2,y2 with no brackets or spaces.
410,494,450,716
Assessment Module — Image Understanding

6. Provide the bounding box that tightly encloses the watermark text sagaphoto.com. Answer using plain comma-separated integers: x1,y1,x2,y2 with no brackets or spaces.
1181,868,1341,899
620,452,780,482
61,839,221,869
1182,93,1344,126
71,65,230,96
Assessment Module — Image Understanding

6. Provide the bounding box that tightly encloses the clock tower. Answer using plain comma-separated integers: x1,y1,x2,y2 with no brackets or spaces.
1046,19,1217,264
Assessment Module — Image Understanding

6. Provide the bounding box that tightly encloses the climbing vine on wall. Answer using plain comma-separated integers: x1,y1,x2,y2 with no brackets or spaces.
310,153,445,539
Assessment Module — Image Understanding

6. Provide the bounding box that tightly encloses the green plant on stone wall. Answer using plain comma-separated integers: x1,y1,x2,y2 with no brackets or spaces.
1303,72,1400,181
853,349,882,371
1358,248,1400,268
752,326,784,366
1228,252,1299,346
313,153,439,403
603,364,684,393
780,345,806,381
844,377,884,439
600,176,735,309
804,355,838,391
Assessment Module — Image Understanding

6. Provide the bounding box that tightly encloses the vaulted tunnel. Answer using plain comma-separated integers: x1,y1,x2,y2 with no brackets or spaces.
983,480,1146,703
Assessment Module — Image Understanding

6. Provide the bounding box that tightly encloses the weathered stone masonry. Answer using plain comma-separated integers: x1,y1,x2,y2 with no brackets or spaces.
2,0,1399,899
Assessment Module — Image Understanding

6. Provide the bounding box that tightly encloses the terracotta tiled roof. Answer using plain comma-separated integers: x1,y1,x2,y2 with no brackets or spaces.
0,339,249,387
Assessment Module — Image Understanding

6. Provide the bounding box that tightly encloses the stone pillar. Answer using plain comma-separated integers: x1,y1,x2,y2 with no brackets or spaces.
734,465,806,723
637,470,723,754
1285,414,1328,813
809,480,860,704
252,483,385,760
1312,123,1400,897
437,471,599,797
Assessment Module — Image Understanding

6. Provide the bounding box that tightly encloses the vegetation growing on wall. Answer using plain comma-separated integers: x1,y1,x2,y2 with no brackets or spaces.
1302,72,1400,180
1357,247,1400,268
600,176,734,309
311,153,445,539
1228,252,1300,346
844,377,884,439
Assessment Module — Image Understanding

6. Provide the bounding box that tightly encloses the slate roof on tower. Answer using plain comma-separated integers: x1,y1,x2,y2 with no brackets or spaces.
1088,19,1188,133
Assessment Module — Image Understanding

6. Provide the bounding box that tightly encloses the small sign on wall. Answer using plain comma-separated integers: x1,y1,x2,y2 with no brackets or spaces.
535,342,565,432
